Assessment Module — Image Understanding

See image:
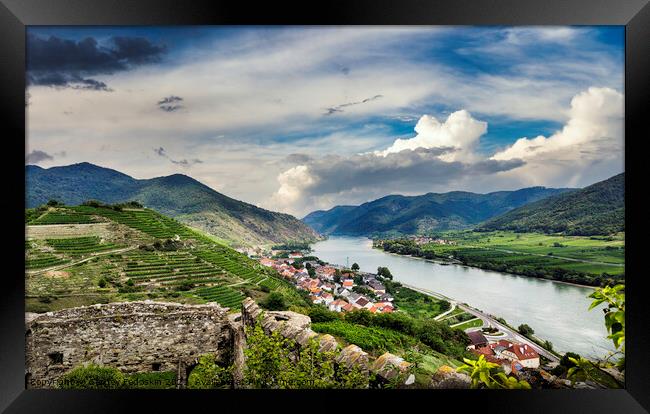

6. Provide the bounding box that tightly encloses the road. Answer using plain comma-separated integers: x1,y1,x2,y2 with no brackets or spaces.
402,283,560,363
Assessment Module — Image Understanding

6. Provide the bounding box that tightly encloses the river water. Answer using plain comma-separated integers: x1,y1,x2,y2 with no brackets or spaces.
311,236,614,359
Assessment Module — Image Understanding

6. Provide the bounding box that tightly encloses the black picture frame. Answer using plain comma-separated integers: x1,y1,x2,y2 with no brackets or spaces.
2,0,649,412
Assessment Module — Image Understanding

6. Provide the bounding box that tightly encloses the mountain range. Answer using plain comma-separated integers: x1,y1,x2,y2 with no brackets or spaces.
477,173,624,236
26,162,320,247
303,186,573,237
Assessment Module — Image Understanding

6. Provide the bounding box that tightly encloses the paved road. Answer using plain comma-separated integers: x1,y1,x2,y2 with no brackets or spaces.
402,283,560,363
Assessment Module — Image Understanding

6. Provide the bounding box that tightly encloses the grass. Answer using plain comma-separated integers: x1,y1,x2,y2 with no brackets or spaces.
311,320,416,354
451,318,483,330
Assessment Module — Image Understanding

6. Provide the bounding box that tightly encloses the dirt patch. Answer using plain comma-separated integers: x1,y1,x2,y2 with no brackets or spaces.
44,270,70,278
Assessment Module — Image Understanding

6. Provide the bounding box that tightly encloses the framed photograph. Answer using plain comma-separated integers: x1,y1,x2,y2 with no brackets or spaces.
1,0,649,412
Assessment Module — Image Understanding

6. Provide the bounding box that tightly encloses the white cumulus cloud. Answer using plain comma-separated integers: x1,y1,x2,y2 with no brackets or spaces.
376,110,487,162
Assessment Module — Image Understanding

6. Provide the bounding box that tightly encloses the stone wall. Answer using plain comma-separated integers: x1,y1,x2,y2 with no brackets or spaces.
25,300,233,389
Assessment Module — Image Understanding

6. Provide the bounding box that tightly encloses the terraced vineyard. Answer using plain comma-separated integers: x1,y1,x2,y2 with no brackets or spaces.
191,247,261,281
26,205,305,314
30,210,98,225
72,206,199,240
193,284,245,308
46,237,123,255
26,252,70,270
118,250,225,287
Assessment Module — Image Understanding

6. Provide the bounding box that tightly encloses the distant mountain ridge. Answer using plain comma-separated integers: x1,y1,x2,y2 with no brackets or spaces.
477,173,624,236
303,186,574,236
26,162,320,247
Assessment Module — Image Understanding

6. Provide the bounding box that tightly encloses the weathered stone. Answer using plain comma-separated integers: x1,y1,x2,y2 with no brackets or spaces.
430,365,471,389
336,345,369,371
317,334,338,353
371,352,412,381
25,301,232,389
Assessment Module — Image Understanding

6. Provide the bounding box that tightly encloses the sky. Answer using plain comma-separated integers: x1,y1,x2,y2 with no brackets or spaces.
26,26,625,217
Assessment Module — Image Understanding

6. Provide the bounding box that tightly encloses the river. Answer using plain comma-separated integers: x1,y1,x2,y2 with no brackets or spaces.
311,236,615,359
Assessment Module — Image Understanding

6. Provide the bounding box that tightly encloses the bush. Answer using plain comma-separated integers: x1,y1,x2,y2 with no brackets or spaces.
57,364,125,389
187,354,232,389
308,306,340,323
261,292,287,311
98,278,108,288
518,324,535,336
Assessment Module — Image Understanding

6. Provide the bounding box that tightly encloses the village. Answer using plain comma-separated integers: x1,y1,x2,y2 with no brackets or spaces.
257,250,557,381
258,251,396,314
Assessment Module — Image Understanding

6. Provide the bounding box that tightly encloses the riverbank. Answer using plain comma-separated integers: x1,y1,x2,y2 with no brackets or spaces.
376,245,599,290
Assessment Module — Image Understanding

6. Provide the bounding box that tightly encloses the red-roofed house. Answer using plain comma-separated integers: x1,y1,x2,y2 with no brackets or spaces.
329,299,349,312
501,342,540,368
288,252,303,259
342,279,354,289
260,258,275,267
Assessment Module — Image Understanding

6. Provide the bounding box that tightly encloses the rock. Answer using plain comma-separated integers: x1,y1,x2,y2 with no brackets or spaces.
371,352,412,381
336,345,369,371
430,366,471,389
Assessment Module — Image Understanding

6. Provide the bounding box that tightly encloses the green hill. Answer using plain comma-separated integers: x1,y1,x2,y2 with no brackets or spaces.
26,163,320,247
476,173,624,236
303,187,572,237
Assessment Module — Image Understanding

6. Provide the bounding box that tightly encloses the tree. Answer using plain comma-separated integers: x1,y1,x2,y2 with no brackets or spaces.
377,267,393,280
47,199,62,207
351,263,360,271
98,278,107,288
261,292,287,311
517,324,535,336
308,267,316,278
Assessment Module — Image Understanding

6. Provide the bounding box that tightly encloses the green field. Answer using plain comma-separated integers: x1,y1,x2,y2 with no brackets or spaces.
378,230,624,286
30,210,98,225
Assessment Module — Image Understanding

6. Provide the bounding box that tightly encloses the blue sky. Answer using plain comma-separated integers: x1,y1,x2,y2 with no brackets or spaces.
26,26,624,216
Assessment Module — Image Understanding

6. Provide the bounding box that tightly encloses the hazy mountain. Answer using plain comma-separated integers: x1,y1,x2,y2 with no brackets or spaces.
303,186,573,236
477,173,624,236
26,162,321,246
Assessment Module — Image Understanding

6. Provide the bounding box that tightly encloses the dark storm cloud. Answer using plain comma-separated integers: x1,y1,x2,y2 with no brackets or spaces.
157,96,184,112
26,34,166,90
153,147,202,167
284,153,313,164
25,150,54,164
323,94,383,116
292,148,525,197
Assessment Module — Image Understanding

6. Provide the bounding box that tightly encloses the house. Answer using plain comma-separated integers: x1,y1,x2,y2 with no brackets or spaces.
316,266,337,280
379,293,394,302
309,295,323,305
260,258,275,267
368,280,386,295
354,296,373,310
288,251,303,259
466,331,489,350
501,342,540,369
321,292,334,305
342,279,354,289
329,299,349,312
342,303,354,312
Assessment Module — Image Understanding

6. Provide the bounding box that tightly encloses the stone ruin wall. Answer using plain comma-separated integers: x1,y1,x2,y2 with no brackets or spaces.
25,301,233,389
25,297,415,389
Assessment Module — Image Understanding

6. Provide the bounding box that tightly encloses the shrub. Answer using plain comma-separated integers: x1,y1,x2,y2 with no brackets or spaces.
188,354,232,389
98,278,108,288
261,292,287,311
57,364,125,389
